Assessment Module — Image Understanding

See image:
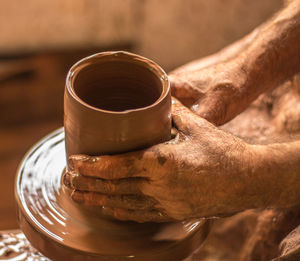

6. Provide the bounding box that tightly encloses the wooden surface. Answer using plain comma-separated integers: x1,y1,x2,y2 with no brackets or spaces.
0,230,50,259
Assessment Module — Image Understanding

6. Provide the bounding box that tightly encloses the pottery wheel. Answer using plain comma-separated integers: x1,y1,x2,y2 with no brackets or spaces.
15,128,210,261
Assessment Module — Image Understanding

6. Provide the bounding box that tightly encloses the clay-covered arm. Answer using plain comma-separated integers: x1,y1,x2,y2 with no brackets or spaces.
245,140,300,209
170,0,300,125
227,0,300,121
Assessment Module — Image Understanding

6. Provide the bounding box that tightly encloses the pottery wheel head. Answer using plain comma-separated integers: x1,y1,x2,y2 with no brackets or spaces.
15,128,210,261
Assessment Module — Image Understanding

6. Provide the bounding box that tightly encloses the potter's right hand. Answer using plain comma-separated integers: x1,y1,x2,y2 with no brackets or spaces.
169,59,246,126
170,0,300,126
63,99,255,222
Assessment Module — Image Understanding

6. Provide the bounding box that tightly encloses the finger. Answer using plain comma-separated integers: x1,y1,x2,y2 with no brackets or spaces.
63,171,146,195
68,148,164,179
71,191,157,210
172,97,216,131
193,95,223,125
169,75,203,107
102,207,173,223
194,83,238,126
171,97,201,134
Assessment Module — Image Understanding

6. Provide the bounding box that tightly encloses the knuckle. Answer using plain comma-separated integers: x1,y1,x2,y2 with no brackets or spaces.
212,82,238,96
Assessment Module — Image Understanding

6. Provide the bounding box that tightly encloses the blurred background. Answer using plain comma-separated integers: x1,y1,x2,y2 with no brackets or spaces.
0,0,282,229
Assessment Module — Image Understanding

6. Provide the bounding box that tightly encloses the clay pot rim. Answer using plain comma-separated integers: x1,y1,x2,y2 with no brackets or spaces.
66,51,170,114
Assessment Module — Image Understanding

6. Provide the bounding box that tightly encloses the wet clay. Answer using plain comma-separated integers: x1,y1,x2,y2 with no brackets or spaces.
15,52,210,260
74,61,162,111
64,51,171,158
15,129,210,261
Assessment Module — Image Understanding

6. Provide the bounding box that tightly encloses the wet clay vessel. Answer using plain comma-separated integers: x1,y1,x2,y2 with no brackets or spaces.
15,52,210,260
64,51,171,158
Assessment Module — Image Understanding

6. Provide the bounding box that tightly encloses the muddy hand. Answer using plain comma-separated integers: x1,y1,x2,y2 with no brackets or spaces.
170,0,300,126
169,55,252,127
63,99,255,222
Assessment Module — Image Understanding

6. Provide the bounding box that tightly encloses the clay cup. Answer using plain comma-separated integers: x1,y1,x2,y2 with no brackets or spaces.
64,51,171,162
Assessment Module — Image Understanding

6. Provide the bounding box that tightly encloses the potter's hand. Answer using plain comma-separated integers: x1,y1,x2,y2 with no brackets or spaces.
63,99,253,222
169,60,246,126
170,0,300,126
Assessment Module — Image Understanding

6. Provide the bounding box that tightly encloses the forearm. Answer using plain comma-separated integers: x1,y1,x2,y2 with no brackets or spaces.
204,0,300,125
238,0,300,109
246,140,300,209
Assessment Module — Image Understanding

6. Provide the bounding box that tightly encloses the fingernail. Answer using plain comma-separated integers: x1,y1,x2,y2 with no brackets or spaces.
68,154,89,170
63,172,71,188
71,191,85,204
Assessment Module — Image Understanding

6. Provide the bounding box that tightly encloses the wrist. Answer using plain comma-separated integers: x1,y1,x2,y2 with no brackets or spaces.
223,142,268,212
242,144,276,208
210,140,267,215
244,141,300,209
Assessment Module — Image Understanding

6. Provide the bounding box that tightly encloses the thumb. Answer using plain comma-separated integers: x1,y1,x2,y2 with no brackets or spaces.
193,83,239,126
169,74,203,107
171,97,210,135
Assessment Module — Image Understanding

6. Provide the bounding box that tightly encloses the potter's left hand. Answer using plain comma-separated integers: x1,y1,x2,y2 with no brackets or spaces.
63,99,256,222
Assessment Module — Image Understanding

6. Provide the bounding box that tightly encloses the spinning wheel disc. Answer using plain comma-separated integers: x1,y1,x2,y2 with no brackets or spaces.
15,128,210,261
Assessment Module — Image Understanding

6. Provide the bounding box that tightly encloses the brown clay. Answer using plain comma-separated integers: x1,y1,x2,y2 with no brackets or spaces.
64,51,171,158
15,52,210,261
